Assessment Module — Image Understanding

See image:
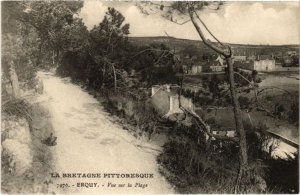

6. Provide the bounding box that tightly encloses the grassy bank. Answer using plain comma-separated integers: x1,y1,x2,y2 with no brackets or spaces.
1,99,55,193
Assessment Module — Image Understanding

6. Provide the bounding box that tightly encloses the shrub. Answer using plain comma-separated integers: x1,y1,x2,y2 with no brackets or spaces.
239,96,251,110
289,102,299,124
265,152,299,193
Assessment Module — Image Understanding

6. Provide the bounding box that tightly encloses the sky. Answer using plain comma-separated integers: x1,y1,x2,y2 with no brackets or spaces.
78,1,300,45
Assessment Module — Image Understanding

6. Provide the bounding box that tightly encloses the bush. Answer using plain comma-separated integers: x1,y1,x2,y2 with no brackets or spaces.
289,102,299,124
157,119,294,193
265,152,299,193
157,122,241,193
2,99,32,122
239,96,251,110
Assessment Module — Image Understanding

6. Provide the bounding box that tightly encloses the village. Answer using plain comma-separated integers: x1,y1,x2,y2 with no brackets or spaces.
181,48,299,75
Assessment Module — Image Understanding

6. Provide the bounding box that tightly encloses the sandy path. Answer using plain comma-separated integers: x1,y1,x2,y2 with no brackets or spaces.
38,72,173,194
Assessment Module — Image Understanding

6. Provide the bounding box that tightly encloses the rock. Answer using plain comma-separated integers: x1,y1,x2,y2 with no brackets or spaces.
35,77,44,94
1,116,33,175
42,133,57,146
4,118,31,145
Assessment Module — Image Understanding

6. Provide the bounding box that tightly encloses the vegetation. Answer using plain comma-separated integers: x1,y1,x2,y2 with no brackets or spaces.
136,1,298,193
1,1,298,194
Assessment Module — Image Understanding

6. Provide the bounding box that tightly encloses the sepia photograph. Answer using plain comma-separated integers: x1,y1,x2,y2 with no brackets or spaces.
1,1,299,194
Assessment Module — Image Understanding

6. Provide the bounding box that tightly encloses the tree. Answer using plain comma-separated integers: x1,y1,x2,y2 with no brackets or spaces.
2,1,85,101
24,1,84,66
1,1,32,99
88,7,131,91
129,43,177,86
181,44,200,58
239,96,251,110
137,2,248,191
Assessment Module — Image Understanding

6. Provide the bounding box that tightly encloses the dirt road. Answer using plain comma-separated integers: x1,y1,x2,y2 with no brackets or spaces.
38,72,173,194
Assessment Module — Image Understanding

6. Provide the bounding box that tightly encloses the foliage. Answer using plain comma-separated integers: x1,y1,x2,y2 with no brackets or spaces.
101,90,163,140
274,103,285,118
289,102,299,124
265,152,299,193
129,43,177,86
181,44,200,58
239,96,251,110
89,7,130,57
57,7,134,90
24,1,84,66
1,1,85,100
1,1,38,100
1,99,32,122
157,121,276,193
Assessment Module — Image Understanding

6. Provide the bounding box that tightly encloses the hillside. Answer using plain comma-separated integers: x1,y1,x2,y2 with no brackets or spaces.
128,36,299,56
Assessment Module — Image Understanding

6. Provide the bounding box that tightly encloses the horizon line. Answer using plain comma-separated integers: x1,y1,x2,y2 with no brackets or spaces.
128,35,300,47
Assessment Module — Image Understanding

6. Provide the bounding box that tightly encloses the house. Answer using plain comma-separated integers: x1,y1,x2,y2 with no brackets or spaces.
207,55,226,72
210,64,225,72
234,55,275,71
191,65,202,74
215,55,225,65
151,84,194,119
253,59,275,71
287,51,297,56
182,58,203,75
257,55,273,60
182,64,189,74
195,108,237,140
247,55,257,61
234,60,275,71
181,54,202,75
183,54,227,73
233,55,247,61
208,60,226,72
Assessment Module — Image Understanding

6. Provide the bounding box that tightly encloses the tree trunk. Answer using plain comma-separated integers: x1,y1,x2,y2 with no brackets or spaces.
188,10,249,192
8,61,20,99
189,11,248,170
226,57,248,192
36,39,44,67
111,63,117,92
52,50,55,65
55,50,60,66
101,65,106,89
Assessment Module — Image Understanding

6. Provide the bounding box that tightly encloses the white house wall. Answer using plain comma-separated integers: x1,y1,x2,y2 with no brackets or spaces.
254,60,275,71
167,95,194,116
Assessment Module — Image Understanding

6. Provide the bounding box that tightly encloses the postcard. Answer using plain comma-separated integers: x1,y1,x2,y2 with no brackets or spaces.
1,1,299,194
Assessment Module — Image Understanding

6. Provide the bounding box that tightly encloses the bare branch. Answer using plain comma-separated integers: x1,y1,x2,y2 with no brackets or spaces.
234,71,254,86
189,10,231,57
194,11,224,47
180,106,239,142
169,18,191,25
233,71,278,118
130,48,180,63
